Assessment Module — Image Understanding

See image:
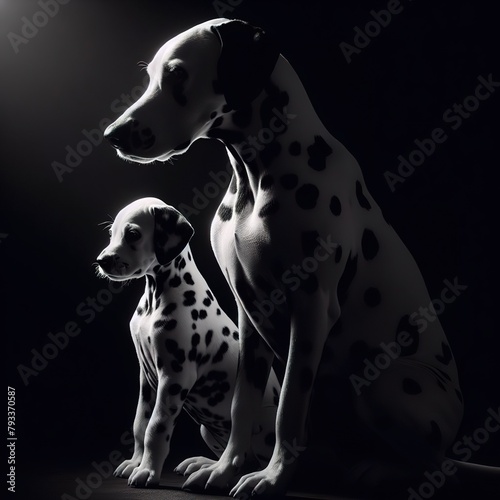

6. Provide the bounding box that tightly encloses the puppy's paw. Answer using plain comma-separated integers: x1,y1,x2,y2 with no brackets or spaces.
113,458,142,479
174,456,216,476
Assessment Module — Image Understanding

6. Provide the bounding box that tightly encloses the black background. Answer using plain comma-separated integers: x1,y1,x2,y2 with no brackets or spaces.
2,0,499,498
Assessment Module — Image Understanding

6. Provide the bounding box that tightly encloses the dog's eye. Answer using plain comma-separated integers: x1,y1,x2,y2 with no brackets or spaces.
125,229,141,244
162,65,188,86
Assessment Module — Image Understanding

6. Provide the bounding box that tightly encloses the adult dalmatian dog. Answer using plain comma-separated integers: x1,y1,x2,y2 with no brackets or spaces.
96,197,280,488
103,18,499,497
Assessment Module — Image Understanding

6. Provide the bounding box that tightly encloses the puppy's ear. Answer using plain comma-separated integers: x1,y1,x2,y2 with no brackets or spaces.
211,19,280,110
150,205,194,265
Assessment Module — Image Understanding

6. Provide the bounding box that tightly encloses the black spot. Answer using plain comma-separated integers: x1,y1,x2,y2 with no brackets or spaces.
156,422,167,434
396,315,420,357
165,339,179,354
295,184,319,209
171,361,183,372
259,199,280,217
233,331,239,341
329,196,341,216
260,174,274,190
222,326,230,337
163,303,177,316
168,384,182,395
169,275,182,287
184,273,194,285
192,333,200,346
235,182,254,214
213,342,229,363
137,306,144,316
203,297,212,307
216,308,221,315
435,342,453,365
301,230,320,257
428,420,442,447
307,135,332,171
361,229,379,261
280,174,298,189
222,104,232,113
183,290,196,306
300,367,314,392
356,181,372,210
205,330,213,346
364,287,381,307
402,377,422,395
232,106,252,128
210,111,217,119
289,141,301,156
154,318,177,330
191,310,199,321
211,116,223,128
165,319,177,331
337,253,358,305
199,309,207,320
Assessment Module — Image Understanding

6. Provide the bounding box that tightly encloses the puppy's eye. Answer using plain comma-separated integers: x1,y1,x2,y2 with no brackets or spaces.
125,229,141,244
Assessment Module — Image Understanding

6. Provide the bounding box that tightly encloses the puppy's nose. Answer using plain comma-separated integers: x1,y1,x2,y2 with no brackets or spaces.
96,255,116,272
104,120,134,151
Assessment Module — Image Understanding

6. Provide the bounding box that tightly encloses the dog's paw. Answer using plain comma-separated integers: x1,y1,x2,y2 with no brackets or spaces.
230,467,287,499
127,465,160,488
182,454,245,492
174,456,216,476
113,458,142,478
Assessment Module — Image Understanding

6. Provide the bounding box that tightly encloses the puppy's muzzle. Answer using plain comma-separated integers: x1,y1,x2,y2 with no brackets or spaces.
104,119,155,154
96,254,128,274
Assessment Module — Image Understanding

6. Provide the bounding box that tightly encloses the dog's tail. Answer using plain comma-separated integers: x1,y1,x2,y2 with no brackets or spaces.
451,460,500,491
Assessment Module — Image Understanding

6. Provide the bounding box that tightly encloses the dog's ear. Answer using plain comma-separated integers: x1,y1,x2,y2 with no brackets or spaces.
150,205,194,265
211,19,280,110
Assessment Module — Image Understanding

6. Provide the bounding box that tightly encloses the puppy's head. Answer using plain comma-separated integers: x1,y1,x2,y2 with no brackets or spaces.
96,197,194,281
104,18,279,163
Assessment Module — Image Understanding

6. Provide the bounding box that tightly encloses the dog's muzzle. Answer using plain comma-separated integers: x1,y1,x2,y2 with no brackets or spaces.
104,119,155,154
96,254,128,275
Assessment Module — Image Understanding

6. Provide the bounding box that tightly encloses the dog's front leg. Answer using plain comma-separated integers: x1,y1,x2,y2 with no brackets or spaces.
114,369,155,478
231,293,332,498
183,307,274,493
128,373,195,488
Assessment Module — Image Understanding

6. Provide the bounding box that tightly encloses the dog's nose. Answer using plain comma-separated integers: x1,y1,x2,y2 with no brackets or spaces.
96,255,116,272
104,120,133,151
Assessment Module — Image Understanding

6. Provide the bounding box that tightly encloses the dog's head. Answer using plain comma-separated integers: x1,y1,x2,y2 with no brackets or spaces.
104,18,280,164
96,197,194,281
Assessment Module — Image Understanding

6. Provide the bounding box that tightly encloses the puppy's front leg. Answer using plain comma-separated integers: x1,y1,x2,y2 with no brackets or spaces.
114,369,155,478
231,293,332,498
128,372,195,488
183,307,274,492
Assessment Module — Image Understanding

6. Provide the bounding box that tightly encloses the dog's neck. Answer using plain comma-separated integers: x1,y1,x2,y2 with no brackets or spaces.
142,246,192,311
206,55,342,194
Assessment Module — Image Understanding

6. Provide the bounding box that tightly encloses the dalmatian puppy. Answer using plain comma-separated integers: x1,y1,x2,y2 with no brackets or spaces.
103,19,499,497
96,197,280,488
